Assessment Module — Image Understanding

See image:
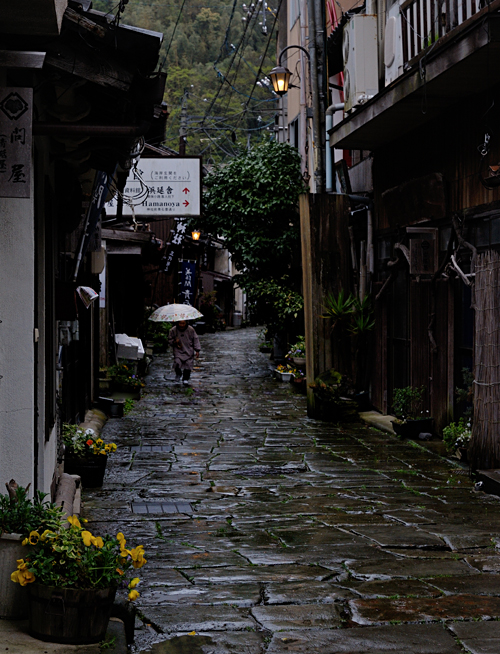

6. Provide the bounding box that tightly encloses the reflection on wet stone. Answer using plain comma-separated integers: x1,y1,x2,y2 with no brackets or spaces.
83,328,500,653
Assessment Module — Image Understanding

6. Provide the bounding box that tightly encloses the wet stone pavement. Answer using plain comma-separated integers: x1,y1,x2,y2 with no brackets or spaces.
86,327,500,653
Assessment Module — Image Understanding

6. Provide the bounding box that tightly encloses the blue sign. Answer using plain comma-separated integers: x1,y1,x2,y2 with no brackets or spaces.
179,261,196,305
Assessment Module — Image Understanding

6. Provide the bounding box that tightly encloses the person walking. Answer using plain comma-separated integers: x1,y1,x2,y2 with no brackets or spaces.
168,320,201,385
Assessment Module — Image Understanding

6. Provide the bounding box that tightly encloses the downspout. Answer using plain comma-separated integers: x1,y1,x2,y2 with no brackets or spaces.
299,0,308,179
307,0,324,193
325,103,345,192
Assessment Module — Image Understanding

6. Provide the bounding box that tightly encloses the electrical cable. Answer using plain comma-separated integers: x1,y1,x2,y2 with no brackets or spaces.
161,0,188,73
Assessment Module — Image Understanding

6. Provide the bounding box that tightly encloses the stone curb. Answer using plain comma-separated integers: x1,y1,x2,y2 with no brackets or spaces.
359,410,396,434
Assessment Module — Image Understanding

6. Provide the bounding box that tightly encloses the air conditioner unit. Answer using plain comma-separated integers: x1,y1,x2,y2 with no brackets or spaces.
384,1,404,85
343,14,378,113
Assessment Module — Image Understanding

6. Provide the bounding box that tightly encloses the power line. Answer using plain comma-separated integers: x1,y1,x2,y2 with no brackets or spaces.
162,0,188,72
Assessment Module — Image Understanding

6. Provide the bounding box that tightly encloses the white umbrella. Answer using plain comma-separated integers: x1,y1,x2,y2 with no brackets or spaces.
148,304,203,322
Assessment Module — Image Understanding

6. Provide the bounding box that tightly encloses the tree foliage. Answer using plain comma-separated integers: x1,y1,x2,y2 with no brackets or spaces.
201,141,306,275
198,141,306,330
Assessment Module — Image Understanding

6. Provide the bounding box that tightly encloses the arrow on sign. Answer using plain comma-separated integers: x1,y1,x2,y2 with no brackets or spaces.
182,187,190,194
183,200,189,207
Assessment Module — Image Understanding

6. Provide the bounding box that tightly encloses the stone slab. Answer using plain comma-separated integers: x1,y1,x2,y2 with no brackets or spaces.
252,603,343,630
449,621,500,654
264,580,356,604
349,594,500,625
266,623,461,653
346,557,478,580
138,582,261,607
143,631,264,654
183,564,333,584
141,605,254,632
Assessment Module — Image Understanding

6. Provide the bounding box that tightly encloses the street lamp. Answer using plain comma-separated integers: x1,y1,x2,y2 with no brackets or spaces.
191,229,201,241
268,45,310,96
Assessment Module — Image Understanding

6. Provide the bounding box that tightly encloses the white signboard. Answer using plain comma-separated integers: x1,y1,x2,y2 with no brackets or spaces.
0,88,32,198
105,157,201,217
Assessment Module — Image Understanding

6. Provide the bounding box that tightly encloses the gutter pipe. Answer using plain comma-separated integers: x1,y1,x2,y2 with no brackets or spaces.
325,102,345,192
307,0,324,193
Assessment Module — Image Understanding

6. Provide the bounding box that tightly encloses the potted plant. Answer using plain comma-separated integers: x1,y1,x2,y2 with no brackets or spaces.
275,363,295,382
63,424,117,488
11,514,146,644
309,369,358,422
287,335,306,367
290,366,307,394
442,418,472,462
108,362,145,398
0,482,63,619
391,386,434,438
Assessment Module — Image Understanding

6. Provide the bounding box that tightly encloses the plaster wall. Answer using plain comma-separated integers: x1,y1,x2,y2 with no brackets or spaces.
0,194,35,490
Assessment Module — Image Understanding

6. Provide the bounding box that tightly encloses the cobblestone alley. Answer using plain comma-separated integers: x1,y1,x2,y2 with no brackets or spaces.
87,327,500,653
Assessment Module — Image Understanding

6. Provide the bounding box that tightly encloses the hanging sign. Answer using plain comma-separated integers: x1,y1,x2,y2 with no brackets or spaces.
179,260,196,305
161,219,187,273
105,157,201,217
0,88,33,198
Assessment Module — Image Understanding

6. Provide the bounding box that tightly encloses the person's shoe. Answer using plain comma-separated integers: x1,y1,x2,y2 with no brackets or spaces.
183,380,190,386
175,375,182,382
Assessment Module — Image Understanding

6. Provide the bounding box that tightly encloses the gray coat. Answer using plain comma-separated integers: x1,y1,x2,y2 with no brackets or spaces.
168,325,201,371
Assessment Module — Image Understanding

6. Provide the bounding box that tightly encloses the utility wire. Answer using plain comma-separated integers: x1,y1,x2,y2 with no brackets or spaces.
162,0,188,72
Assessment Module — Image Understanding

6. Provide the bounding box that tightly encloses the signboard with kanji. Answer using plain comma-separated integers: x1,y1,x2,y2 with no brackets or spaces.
179,260,196,305
0,88,32,198
105,157,201,217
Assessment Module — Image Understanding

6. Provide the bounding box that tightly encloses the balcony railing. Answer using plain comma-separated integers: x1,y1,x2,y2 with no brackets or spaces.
400,0,483,63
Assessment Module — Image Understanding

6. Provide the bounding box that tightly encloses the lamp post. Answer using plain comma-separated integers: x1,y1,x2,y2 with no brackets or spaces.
191,229,201,241
269,44,323,193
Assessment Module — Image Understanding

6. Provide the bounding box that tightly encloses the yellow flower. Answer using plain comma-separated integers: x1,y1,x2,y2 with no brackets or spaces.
94,536,104,548
188,631,197,636
96,438,104,446
128,590,140,601
128,577,140,589
129,546,147,569
82,531,93,547
117,532,125,543
22,538,28,546
67,515,81,529
99,450,106,455
28,531,40,545
105,444,111,453
40,529,53,541
116,568,124,575
11,560,36,586
111,444,117,452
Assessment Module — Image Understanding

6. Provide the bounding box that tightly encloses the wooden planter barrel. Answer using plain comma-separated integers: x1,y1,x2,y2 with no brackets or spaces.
28,584,116,644
64,455,107,488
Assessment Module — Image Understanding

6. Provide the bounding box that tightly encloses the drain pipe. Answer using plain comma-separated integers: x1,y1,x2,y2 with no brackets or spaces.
325,103,345,192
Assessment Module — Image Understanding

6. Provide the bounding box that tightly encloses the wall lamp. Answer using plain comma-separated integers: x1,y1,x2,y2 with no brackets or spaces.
191,229,201,241
269,45,310,96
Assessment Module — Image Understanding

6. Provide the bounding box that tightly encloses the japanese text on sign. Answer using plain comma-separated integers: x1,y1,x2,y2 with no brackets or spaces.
0,88,32,198
105,157,201,217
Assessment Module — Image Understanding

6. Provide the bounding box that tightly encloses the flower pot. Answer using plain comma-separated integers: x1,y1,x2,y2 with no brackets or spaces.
0,533,28,618
275,370,293,382
64,455,108,488
28,584,116,644
392,418,434,439
292,357,306,368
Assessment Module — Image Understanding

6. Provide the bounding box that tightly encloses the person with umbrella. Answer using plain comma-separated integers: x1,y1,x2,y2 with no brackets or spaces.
168,319,201,384
149,304,203,385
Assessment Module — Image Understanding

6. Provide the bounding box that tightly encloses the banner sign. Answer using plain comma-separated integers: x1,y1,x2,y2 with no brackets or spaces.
161,219,187,273
0,88,32,198
179,261,196,305
105,157,201,217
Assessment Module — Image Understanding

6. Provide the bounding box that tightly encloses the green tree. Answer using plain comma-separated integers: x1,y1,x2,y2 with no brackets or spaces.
198,141,307,330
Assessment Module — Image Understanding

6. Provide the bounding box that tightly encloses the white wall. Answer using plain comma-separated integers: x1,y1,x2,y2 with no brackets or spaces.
0,194,35,491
